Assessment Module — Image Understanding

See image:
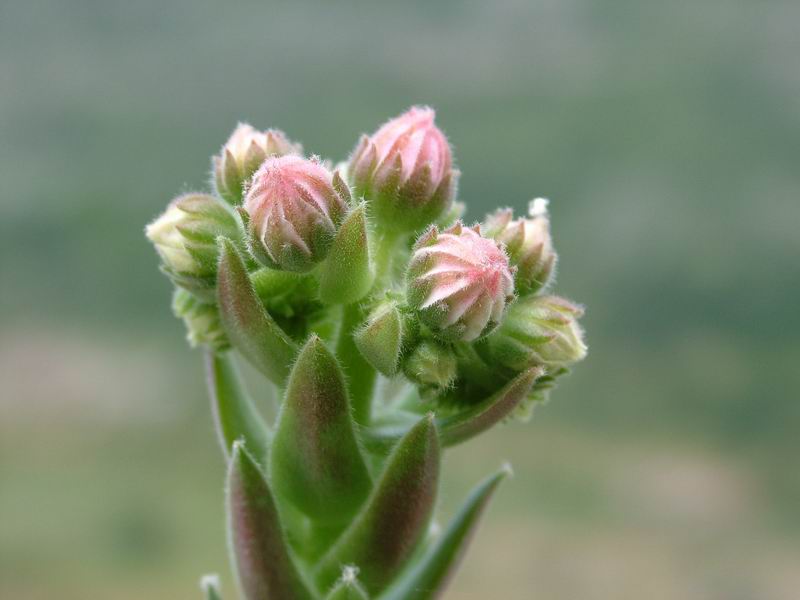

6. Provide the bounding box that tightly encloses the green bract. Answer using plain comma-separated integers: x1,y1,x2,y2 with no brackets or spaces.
146,108,587,599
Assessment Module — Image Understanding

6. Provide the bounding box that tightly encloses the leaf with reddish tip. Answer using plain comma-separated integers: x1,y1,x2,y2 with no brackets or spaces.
380,466,511,600
438,367,542,446
270,336,372,525
319,203,373,305
227,441,314,600
216,237,297,385
315,415,440,595
205,351,270,463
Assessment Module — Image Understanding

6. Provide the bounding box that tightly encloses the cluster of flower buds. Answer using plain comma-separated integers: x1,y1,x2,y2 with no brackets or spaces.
146,108,586,600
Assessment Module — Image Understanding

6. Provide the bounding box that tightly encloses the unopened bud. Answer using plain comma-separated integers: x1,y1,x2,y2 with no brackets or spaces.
213,123,301,205
243,156,349,272
488,295,586,370
172,288,228,351
407,222,515,342
402,341,457,395
484,199,557,295
145,193,239,299
349,106,457,231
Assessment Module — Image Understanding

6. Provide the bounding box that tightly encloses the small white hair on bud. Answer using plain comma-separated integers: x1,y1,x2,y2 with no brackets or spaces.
231,438,245,452
199,573,220,591
528,197,550,217
341,564,360,583
501,461,514,478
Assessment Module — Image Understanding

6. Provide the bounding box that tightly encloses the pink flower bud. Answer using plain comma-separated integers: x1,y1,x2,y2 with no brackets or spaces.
349,106,457,231
243,156,350,272
484,198,557,295
213,123,302,205
407,222,515,341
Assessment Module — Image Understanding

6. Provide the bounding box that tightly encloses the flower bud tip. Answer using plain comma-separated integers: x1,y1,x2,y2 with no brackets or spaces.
529,197,549,217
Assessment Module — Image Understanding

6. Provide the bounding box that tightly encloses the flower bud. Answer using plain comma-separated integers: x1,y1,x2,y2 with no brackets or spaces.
145,193,239,299
407,222,515,342
349,106,457,232
172,288,228,351
488,295,586,371
484,198,557,295
402,341,457,396
213,123,302,205
243,156,349,272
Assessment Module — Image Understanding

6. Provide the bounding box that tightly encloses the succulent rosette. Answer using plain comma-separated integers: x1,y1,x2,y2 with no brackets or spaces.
146,108,587,600
349,106,457,232
406,222,515,342
213,123,302,205
243,155,350,272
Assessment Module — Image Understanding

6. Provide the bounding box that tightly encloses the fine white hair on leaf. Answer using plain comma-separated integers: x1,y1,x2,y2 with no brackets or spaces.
341,564,360,583
199,573,220,590
528,197,550,217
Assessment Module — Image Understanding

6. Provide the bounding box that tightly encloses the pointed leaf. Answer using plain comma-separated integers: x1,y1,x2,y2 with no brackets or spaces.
319,203,373,305
227,441,314,600
216,237,297,385
315,415,440,594
362,368,543,452
438,367,542,447
354,302,403,376
325,567,370,600
380,466,511,600
271,336,372,524
200,574,223,600
205,351,270,462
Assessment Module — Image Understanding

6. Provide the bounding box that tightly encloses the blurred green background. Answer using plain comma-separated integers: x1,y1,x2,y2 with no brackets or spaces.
1,1,798,598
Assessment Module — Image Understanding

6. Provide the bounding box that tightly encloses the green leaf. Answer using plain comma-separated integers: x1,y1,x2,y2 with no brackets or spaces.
204,351,270,462
315,415,440,595
353,302,404,376
361,367,542,452
199,574,223,600
379,466,511,600
226,441,314,600
438,367,542,446
319,203,373,305
270,336,372,525
325,567,370,600
216,237,298,385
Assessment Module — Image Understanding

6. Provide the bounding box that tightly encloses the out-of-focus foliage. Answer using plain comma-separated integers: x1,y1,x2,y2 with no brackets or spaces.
1,1,798,598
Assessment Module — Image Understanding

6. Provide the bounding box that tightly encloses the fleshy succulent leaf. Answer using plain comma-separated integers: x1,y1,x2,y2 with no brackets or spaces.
216,237,298,385
438,367,543,446
205,351,270,462
270,336,372,525
379,466,511,600
227,441,315,600
319,203,373,304
315,415,440,595
353,302,404,376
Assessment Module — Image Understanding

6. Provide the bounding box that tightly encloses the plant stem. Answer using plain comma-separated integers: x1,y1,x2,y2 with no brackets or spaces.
336,302,375,426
